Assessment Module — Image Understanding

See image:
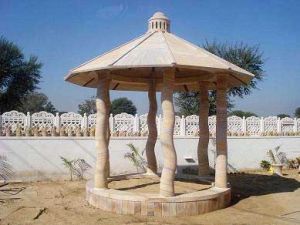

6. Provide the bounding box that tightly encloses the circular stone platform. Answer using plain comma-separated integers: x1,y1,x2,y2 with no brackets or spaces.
86,175,231,217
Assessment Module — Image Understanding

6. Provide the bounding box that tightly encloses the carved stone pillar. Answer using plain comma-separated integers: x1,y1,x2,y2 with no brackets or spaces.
214,75,228,188
160,69,177,197
94,73,110,188
106,82,111,178
146,79,158,174
198,82,210,176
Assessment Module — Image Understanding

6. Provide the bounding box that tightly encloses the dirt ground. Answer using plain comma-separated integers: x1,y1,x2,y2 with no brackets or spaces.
0,170,299,225
108,176,211,194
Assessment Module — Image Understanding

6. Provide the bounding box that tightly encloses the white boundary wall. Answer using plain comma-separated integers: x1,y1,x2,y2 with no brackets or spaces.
1,136,299,181
1,110,300,136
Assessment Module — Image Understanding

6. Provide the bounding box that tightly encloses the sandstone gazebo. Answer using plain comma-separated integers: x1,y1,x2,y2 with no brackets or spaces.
65,12,254,216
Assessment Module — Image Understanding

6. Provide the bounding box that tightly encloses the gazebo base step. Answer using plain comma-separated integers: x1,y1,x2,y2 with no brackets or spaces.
86,180,231,217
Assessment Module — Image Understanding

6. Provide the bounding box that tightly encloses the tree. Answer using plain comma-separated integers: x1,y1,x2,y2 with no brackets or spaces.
17,92,57,114
77,97,137,115
175,41,264,116
277,114,290,119
294,107,300,118
78,96,96,115
111,97,137,115
229,110,257,118
175,91,233,116
0,36,42,113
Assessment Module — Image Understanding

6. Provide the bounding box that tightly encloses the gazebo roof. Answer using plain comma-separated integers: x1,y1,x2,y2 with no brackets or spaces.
65,12,254,91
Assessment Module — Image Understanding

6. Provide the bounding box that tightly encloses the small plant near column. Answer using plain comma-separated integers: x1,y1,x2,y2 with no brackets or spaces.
0,155,14,181
124,143,146,173
60,156,91,181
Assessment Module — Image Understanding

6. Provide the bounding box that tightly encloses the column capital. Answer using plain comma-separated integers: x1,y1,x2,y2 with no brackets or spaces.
161,67,176,74
97,70,112,82
216,75,228,90
198,81,210,88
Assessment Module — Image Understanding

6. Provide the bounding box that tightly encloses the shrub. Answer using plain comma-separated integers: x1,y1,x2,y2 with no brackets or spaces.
260,160,271,170
287,157,300,169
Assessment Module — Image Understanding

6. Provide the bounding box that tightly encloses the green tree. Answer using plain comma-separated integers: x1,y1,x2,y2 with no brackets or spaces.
175,41,264,116
294,107,300,118
0,36,42,113
77,97,137,115
277,114,290,119
78,96,96,115
229,110,258,118
17,92,57,114
111,97,137,115
175,91,233,116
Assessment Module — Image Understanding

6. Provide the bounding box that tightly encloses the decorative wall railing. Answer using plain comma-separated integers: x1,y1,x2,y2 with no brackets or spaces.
0,110,299,137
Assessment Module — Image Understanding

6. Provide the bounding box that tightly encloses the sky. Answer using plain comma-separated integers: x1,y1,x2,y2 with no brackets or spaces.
1,0,300,116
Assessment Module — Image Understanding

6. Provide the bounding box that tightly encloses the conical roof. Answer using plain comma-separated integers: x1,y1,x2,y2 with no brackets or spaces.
65,12,254,91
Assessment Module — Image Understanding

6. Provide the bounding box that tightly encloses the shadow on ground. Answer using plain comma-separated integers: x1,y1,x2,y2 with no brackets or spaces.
229,172,300,204
178,165,300,205
110,166,300,202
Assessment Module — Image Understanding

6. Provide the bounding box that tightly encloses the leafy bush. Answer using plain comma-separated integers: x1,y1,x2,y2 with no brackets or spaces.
60,156,91,181
260,160,271,170
287,157,300,169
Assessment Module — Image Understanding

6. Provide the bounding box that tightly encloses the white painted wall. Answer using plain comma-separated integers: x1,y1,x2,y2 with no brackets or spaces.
0,136,299,181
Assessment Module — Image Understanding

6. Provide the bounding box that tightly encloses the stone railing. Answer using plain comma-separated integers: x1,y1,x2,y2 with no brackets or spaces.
0,110,299,137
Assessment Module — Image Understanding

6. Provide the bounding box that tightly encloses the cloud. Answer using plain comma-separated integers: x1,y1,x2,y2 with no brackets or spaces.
96,3,128,20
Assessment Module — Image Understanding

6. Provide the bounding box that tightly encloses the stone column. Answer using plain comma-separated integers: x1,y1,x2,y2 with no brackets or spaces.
145,79,158,174
94,73,110,189
160,69,177,197
198,82,210,176
105,83,111,178
214,75,228,188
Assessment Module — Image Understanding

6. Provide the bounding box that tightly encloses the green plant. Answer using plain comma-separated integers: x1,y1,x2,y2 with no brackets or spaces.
175,41,264,116
260,160,271,170
0,155,14,181
124,143,146,172
60,156,91,181
0,36,42,113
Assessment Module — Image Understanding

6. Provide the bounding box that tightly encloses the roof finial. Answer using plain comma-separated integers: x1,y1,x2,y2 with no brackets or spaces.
148,12,170,33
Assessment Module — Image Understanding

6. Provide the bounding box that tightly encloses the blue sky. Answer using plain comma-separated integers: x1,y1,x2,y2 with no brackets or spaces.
1,0,300,116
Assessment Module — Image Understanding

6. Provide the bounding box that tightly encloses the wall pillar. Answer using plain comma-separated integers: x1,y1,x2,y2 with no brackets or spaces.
180,115,186,136
198,82,210,176
260,117,264,135
54,113,60,130
277,118,282,135
94,72,111,188
146,79,158,174
82,113,88,130
293,118,297,133
133,114,139,134
25,112,31,128
214,76,228,188
160,69,177,197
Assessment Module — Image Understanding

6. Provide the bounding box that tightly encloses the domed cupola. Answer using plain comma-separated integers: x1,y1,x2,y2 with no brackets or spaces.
148,11,170,33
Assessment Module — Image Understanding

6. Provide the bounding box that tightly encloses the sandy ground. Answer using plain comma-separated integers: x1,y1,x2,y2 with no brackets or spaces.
108,176,211,194
0,170,299,225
